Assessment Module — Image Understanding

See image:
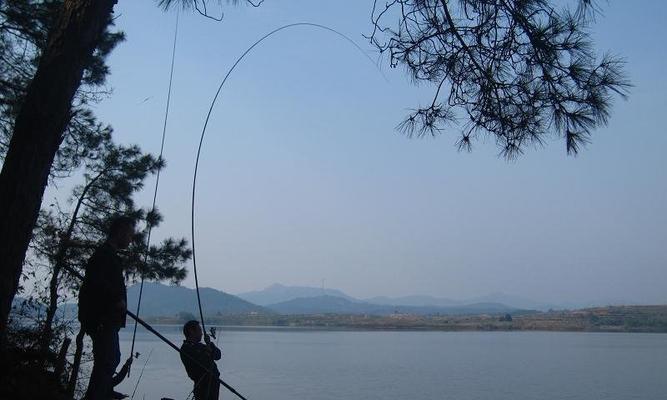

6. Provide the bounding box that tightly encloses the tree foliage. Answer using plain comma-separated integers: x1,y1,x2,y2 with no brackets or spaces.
1,3,191,391
368,0,630,157
13,127,192,395
32,137,191,287
0,0,124,177
157,0,265,21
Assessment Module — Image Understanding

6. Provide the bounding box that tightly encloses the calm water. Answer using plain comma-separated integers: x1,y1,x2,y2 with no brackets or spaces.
113,326,667,400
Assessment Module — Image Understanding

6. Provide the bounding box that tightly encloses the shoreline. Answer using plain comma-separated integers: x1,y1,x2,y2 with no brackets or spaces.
140,305,667,334
135,324,667,334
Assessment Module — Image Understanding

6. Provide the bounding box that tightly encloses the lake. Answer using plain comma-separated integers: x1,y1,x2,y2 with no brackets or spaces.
112,325,667,400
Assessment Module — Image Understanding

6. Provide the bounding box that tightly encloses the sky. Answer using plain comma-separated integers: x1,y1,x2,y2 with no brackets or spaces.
76,0,667,305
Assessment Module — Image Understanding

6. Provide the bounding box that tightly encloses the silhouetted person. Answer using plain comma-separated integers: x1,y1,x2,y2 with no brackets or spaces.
83,356,133,400
180,320,221,400
79,216,136,400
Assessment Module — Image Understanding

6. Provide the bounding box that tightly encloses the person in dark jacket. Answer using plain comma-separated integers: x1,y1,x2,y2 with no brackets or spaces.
79,216,135,400
180,320,222,400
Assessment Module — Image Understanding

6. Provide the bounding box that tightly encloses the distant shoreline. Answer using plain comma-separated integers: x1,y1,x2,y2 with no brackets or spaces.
142,305,667,334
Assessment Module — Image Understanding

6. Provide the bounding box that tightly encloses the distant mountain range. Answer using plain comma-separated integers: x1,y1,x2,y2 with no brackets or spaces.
266,295,522,316
125,282,269,317
364,295,461,308
25,283,271,319
136,285,641,316
363,293,562,311
12,282,637,321
237,283,355,306
238,284,558,312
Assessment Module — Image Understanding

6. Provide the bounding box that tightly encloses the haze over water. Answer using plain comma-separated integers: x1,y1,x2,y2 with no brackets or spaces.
116,326,667,400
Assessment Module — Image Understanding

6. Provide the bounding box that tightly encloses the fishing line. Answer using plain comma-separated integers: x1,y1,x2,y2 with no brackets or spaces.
129,10,179,375
190,22,387,334
130,348,154,400
59,266,250,400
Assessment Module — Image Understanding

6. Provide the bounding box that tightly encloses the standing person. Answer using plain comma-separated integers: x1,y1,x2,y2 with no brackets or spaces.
82,356,134,400
78,216,136,400
180,320,222,400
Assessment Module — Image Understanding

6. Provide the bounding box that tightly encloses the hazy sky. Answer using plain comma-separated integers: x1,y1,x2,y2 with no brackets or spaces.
81,0,667,305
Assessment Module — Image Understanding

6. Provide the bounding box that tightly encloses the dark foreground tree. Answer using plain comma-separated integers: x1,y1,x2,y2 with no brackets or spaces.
0,0,261,342
0,0,124,172
6,133,191,398
368,0,629,157
0,0,120,342
33,134,191,356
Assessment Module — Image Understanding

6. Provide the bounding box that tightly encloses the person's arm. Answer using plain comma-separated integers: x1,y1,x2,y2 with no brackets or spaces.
204,334,221,361
112,357,133,387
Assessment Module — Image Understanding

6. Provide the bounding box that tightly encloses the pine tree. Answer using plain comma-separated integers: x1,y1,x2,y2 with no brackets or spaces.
368,0,630,157
0,0,261,342
30,133,192,357
0,0,122,337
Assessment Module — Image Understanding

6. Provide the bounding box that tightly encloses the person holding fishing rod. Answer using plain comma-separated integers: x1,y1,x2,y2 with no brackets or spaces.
78,216,136,400
180,320,222,400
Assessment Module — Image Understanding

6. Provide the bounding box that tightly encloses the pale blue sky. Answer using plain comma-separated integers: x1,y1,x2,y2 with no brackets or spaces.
88,0,666,304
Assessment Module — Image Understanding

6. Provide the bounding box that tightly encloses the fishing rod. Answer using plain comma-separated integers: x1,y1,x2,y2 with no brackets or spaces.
128,11,180,376
62,264,251,400
189,21,387,335
126,310,249,400
130,348,153,400
63,22,384,400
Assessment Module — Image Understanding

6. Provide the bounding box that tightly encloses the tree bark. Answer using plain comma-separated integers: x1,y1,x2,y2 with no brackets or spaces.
53,336,71,381
0,0,117,342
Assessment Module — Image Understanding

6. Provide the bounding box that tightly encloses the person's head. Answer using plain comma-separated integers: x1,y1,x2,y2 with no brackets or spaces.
107,216,136,249
183,320,202,342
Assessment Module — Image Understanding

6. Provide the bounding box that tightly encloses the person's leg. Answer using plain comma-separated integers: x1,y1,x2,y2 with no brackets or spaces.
111,328,120,374
194,377,218,400
196,378,219,400
85,328,103,399
210,380,220,400
85,327,121,400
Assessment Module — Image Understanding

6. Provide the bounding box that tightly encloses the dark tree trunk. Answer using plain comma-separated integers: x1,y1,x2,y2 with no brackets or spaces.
0,0,117,342
54,336,71,381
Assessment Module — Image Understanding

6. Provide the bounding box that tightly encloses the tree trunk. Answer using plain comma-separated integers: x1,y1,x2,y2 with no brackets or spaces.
54,336,72,381
0,0,117,342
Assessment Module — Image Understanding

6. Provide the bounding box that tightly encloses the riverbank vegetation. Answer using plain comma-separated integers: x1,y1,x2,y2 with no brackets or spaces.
146,305,667,333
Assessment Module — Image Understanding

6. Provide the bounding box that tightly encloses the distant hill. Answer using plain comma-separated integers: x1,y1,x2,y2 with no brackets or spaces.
463,293,562,311
125,282,269,317
364,295,460,308
365,293,564,311
267,295,385,315
267,295,523,316
236,283,356,306
238,283,567,311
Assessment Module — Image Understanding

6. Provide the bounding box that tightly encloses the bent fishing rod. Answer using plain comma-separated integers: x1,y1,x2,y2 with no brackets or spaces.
189,22,387,335
62,264,250,400
62,23,383,400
